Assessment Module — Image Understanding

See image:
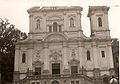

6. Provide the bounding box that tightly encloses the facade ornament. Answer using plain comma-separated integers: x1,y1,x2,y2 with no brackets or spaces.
71,49,76,58
50,50,62,61
36,50,41,58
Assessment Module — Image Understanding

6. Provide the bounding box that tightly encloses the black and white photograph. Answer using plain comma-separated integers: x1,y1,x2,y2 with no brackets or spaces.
0,0,119,84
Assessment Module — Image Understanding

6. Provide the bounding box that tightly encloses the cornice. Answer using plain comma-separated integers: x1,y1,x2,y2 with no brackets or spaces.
27,6,83,14
87,6,110,17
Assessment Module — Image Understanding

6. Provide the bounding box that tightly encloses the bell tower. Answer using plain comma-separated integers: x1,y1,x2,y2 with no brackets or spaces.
87,6,110,38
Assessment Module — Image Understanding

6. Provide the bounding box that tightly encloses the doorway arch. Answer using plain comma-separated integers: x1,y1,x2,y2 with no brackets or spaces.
51,80,59,84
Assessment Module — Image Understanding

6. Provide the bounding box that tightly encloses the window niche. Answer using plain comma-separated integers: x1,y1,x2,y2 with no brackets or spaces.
101,51,105,58
22,52,26,63
87,50,91,60
36,19,40,29
70,18,74,27
98,17,102,27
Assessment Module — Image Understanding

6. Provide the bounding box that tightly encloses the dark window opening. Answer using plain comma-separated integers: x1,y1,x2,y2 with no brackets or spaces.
87,50,91,60
35,67,41,75
49,26,52,32
31,82,35,84
22,53,26,63
76,81,79,84
59,25,62,32
98,17,102,27
53,22,57,32
71,66,78,74
52,63,60,75
36,82,40,84
101,51,105,58
71,81,74,84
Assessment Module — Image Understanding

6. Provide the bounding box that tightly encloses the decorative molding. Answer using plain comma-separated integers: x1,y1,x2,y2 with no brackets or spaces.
50,50,62,61
68,58,80,65
32,60,44,67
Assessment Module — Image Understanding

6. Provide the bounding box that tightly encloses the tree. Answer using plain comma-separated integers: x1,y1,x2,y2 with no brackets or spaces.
0,19,27,84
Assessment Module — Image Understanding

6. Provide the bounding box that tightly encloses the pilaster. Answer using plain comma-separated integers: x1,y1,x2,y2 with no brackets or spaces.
43,43,49,73
27,45,34,70
92,42,99,68
62,42,69,74
77,42,83,67
14,45,20,71
107,43,114,68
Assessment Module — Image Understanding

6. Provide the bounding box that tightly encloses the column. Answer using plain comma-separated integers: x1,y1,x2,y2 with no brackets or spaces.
14,45,20,83
14,45,20,71
92,42,99,68
43,13,47,32
27,44,33,75
29,14,33,33
63,42,68,69
43,43,49,74
92,42,100,77
107,43,114,68
63,42,69,74
78,42,83,67
107,43,115,76
63,12,67,31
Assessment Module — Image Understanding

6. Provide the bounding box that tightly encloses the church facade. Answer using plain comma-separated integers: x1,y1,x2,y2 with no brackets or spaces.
14,6,115,84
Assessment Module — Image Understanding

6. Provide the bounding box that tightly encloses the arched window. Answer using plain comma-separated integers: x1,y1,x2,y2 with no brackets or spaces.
36,19,40,29
22,53,26,63
70,18,74,27
98,17,102,27
87,50,91,60
53,22,57,32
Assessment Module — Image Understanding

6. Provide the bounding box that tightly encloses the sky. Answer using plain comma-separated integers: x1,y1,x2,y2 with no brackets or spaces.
0,0,120,38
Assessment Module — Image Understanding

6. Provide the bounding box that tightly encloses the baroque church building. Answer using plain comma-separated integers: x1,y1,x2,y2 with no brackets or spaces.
14,6,115,84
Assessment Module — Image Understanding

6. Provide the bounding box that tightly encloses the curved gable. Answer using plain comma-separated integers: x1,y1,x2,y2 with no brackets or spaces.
43,33,68,42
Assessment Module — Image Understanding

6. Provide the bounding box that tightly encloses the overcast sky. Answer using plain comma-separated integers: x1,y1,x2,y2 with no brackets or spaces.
0,0,120,38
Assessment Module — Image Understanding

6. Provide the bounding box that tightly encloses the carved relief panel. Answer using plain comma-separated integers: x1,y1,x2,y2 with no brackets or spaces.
49,49,62,62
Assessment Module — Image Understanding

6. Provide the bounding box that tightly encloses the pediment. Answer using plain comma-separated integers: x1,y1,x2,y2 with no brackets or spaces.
43,33,68,42
32,60,44,67
68,58,80,65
